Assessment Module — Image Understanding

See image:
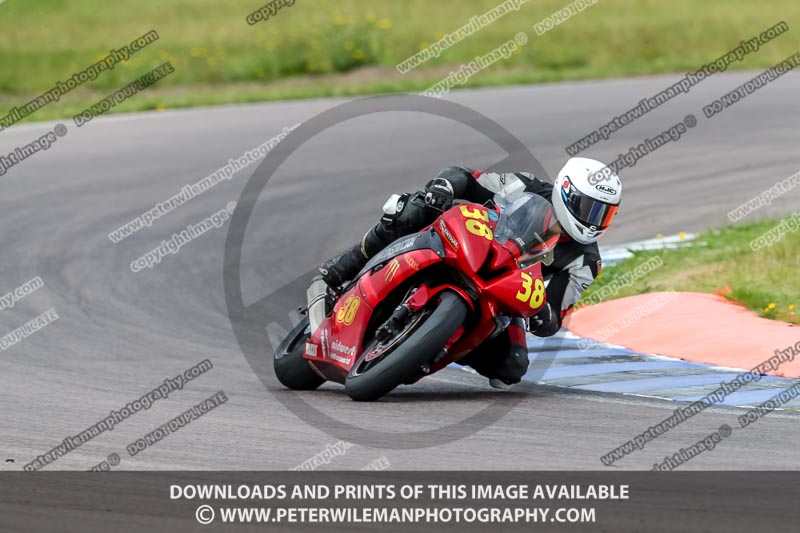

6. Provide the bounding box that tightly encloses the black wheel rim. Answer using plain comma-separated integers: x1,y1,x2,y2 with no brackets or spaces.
351,308,432,377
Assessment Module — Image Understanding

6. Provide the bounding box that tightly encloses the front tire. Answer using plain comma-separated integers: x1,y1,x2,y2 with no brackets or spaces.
274,317,325,390
344,291,467,401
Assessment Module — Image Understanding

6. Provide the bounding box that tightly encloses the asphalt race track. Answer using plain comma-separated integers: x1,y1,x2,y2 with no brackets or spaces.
1,71,799,471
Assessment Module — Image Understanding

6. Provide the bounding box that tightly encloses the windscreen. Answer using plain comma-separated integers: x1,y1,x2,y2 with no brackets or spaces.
493,192,561,266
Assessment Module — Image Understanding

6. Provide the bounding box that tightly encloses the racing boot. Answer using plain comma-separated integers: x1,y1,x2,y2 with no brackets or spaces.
319,225,392,290
319,246,366,290
319,192,434,290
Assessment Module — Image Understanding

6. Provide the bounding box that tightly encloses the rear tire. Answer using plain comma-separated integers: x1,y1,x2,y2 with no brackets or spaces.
344,291,467,402
274,317,325,390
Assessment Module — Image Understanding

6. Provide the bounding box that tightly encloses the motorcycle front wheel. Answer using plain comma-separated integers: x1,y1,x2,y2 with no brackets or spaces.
344,291,467,402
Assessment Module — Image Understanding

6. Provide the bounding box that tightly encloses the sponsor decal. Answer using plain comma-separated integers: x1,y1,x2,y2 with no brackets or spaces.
488,210,499,222
379,236,416,260
331,339,356,357
329,352,352,365
320,330,329,359
335,295,360,326
439,220,460,250
384,258,401,283
595,184,617,195
328,338,355,365
404,255,420,270
304,342,318,357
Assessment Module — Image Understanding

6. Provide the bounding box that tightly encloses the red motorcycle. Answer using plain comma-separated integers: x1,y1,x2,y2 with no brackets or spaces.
274,192,561,401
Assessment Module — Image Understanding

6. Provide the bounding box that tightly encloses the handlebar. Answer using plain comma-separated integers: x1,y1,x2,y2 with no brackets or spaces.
409,191,450,213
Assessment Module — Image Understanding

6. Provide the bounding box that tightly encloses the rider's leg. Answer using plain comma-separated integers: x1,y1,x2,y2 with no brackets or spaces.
319,223,395,288
456,318,529,388
319,193,434,289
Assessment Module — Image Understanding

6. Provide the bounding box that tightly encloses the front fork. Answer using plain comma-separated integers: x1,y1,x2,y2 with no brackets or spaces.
393,284,472,375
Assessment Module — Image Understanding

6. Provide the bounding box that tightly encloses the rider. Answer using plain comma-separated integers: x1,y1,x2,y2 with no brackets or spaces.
319,157,622,388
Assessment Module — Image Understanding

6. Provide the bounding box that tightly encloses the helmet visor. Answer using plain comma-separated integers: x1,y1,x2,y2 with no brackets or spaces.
561,180,619,229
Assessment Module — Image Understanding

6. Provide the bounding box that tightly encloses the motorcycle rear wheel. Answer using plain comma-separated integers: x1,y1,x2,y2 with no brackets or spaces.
274,317,325,390
345,291,467,402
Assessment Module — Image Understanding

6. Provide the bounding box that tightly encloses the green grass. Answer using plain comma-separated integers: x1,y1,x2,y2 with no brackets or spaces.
1,0,799,122
580,219,800,324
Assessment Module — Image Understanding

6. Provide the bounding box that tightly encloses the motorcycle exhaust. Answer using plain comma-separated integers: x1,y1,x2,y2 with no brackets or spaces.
306,276,329,332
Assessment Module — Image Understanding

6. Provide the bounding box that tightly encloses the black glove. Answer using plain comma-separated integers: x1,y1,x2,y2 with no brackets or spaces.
423,178,455,210
529,301,560,337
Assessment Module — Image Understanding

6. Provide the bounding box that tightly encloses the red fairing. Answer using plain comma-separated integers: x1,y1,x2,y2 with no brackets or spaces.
358,249,442,309
304,200,549,384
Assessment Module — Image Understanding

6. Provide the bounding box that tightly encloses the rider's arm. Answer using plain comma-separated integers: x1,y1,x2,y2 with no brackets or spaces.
530,254,600,337
428,166,534,204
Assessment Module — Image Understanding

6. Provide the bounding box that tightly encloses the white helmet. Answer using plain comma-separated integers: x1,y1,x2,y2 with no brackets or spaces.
551,157,621,244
